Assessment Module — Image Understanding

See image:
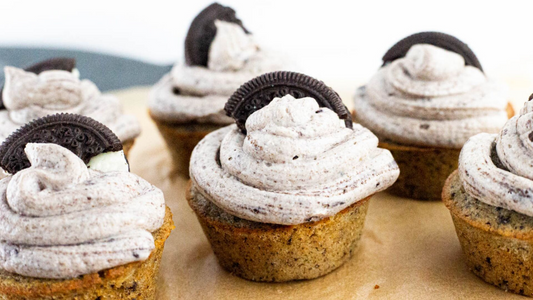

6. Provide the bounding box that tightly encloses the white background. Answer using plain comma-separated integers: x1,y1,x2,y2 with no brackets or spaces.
1,0,533,100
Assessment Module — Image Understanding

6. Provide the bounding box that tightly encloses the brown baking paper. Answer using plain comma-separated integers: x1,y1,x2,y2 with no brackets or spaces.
115,87,528,300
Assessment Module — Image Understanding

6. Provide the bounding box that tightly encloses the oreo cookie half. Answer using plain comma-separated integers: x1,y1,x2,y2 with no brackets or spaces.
381,32,483,72
225,71,353,134
185,2,249,67
0,113,122,174
24,57,76,74
0,57,76,109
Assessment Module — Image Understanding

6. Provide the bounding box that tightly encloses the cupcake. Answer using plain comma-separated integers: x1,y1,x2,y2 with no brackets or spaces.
187,72,399,282
353,32,513,200
149,2,294,176
442,96,533,296
0,58,141,158
0,114,173,299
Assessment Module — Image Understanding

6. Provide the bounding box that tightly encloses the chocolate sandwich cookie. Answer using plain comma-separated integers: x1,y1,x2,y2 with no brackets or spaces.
0,57,76,109
225,71,353,133
0,113,122,174
185,2,249,67
381,31,483,71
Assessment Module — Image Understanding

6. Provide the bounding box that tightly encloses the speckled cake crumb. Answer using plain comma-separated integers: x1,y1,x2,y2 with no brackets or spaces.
443,171,533,296
187,183,369,282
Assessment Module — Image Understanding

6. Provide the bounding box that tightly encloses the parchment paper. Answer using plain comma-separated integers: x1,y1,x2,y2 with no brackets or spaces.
114,86,528,300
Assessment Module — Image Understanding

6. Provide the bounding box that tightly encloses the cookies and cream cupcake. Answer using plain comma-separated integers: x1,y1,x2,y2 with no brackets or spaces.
0,58,141,158
353,32,513,200
0,114,173,300
187,72,399,282
149,2,294,176
443,95,533,296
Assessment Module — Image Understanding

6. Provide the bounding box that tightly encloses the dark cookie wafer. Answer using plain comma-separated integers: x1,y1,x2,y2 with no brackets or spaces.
0,113,122,174
225,71,353,133
381,32,483,71
185,3,249,67
0,57,76,109
24,57,76,74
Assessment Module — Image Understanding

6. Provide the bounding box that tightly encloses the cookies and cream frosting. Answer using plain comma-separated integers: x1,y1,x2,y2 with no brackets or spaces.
459,99,533,216
0,66,141,143
149,20,291,124
0,143,165,279
353,44,509,148
190,95,399,225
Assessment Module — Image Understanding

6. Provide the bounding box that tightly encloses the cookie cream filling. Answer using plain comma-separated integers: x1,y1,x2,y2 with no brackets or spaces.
1,67,141,143
459,100,533,216
190,95,399,225
353,44,509,148
149,20,291,125
87,150,129,173
0,143,165,279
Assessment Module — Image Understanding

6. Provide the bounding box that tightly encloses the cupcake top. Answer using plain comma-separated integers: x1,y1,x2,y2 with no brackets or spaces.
0,59,141,144
0,114,165,279
353,32,509,148
459,96,533,216
149,2,293,125
190,72,399,225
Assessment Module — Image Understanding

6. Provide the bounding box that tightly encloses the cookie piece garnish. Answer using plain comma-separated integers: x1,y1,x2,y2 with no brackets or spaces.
0,113,122,174
225,71,353,133
381,31,483,72
185,2,249,67
0,57,76,109
24,57,76,74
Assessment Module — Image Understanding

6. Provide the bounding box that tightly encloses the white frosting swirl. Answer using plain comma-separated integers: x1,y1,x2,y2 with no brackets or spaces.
0,143,166,278
190,95,399,225
207,20,259,72
353,44,509,148
1,67,141,143
149,21,293,125
459,100,533,216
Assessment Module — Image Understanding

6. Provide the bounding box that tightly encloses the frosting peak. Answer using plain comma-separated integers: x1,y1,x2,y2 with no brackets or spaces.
0,143,165,278
240,95,350,165
191,96,399,225
354,44,509,148
403,44,466,81
208,20,259,72
392,44,485,97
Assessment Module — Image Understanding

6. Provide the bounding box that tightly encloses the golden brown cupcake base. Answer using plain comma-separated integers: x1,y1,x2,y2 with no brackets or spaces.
151,115,223,177
380,140,460,200
186,181,370,282
0,206,174,300
443,171,533,297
